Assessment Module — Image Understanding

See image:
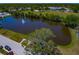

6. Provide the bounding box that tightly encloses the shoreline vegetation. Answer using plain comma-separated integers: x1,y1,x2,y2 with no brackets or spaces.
12,10,79,29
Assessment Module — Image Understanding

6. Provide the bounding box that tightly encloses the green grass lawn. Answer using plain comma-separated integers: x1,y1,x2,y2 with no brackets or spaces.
0,28,28,43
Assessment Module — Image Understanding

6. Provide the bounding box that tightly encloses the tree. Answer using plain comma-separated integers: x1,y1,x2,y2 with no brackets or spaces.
64,14,79,28
25,28,62,55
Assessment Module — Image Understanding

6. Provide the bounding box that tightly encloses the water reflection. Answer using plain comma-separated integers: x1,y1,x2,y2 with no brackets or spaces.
22,19,25,24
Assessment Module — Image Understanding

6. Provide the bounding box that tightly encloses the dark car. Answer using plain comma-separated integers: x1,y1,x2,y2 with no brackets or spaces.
7,51,14,55
5,45,11,51
0,45,3,49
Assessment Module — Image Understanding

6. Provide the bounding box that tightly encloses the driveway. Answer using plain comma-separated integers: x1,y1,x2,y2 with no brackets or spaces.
0,35,26,55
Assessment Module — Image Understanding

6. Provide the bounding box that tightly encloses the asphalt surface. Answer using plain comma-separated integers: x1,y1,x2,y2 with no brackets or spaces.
0,35,26,55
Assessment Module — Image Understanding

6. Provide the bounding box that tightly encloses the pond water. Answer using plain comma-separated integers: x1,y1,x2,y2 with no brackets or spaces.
0,16,71,45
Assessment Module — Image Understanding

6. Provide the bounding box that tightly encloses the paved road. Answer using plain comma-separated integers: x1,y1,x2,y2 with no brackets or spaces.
0,35,26,55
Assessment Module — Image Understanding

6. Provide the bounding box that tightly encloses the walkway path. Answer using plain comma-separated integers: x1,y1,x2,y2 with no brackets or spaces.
20,39,26,44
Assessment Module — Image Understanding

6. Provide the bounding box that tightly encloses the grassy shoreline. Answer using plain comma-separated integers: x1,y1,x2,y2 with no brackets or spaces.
0,29,28,43
58,28,78,54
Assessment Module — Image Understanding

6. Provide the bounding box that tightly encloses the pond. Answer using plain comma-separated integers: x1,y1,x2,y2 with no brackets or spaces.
0,16,71,45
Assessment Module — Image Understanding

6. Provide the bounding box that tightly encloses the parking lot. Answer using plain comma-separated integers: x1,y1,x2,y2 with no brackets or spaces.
0,35,26,55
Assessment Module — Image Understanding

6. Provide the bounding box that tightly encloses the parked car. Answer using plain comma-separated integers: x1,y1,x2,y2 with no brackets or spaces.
5,45,11,51
7,51,14,55
0,45,3,49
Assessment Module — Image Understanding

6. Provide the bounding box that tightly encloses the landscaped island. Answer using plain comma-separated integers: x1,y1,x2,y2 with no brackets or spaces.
0,4,79,55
